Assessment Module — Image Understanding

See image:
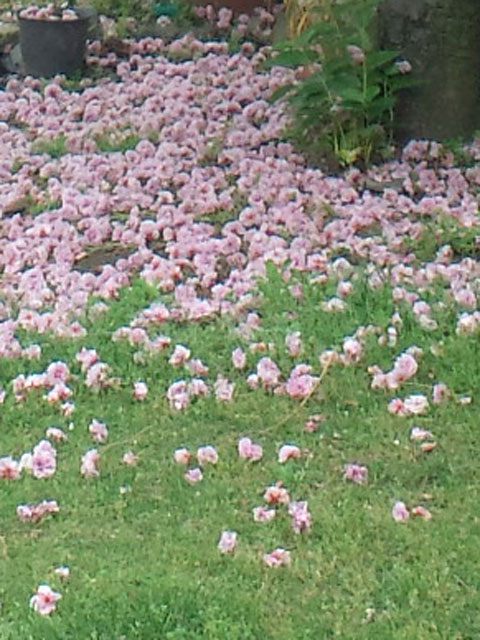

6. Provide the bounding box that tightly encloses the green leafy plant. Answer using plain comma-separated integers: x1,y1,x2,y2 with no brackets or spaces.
270,0,417,168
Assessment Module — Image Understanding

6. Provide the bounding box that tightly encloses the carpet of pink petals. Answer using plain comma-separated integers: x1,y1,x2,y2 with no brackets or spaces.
1,22,480,615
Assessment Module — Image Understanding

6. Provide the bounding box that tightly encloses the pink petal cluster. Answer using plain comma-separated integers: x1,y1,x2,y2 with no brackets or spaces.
263,547,291,568
288,501,312,533
263,483,290,505
32,440,57,478
17,499,59,523
0,456,20,479
391,500,410,522
81,449,100,477
371,352,418,390
174,447,192,465
217,530,237,554
252,506,276,522
132,380,148,400
343,463,368,485
278,444,301,464
238,437,263,461
285,364,319,399
30,585,62,616
184,467,203,485
89,419,108,443
197,445,218,465
285,331,302,357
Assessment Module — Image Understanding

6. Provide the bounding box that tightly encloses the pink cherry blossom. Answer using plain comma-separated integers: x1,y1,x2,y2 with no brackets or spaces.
288,501,312,533
410,426,433,441
45,427,67,442
343,463,368,485
17,500,59,523
54,566,70,580
263,547,291,568
169,344,191,366
232,347,247,369
237,437,263,461
89,419,108,443
253,506,276,522
404,394,429,415
285,331,302,357
411,505,432,520
30,585,61,616
81,449,100,477
174,447,191,465
392,501,410,522
184,467,203,485
132,381,148,400
197,445,218,465
256,356,281,388
278,444,301,463
218,530,237,554
32,440,57,479
122,451,138,466
214,375,235,402
264,483,290,505
0,456,20,479
432,382,450,404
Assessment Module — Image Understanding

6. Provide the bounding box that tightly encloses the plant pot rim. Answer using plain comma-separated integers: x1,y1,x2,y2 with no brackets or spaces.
17,7,93,24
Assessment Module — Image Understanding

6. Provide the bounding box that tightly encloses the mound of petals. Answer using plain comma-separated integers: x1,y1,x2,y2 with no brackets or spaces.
391,501,409,522
197,445,218,465
0,456,20,479
81,449,100,477
288,501,312,533
264,482,290,505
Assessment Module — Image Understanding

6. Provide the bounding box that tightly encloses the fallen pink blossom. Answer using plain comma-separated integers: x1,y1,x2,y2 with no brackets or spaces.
184,467,203,485
238,437,263,461
278,444,301,463
197,445,218,465
343,463,368,485
263,547,291,568
253,506,276,522
218,530,237,554
392,501,409,522
30,585,61,616
174,447,191,465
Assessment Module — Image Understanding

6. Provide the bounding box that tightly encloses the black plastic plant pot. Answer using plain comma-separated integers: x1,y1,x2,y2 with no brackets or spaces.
18,7,92,78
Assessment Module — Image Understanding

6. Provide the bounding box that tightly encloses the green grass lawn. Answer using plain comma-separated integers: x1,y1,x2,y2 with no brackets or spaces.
0,267,479,639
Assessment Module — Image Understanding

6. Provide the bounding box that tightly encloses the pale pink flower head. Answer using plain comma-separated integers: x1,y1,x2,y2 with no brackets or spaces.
19,452,33,474
81,449,100,477
278,444,301,464
342,337,363,364
184,467,203,485
76,347,99,372
30,585,61,616
61,402,75,416
411,505,432,520
263,482,290,505
404,394,429,415
89,419,108,443
257,357,281,388
122,451,138,466
197,445,218,465
432,382,449,404
347,44,365,64
32,440,57,478
392,353,418,383
0,456,20,479
410,426,433,441
253,506,276,522
387,398,408,416
285,331,302,357
392,500,410,522
238,437,263,461
231,347,247,370
132,381,148,401
285,366,319,399
303,413,325,432
54,566,70,580
174,447,191,465
169,344,191,366
263,547,291,568
288,501,312,533
45,361,70,385
343,463,368,485
167,380,190,411
214,375,235,402
218,530,237,554
45,426,67,442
